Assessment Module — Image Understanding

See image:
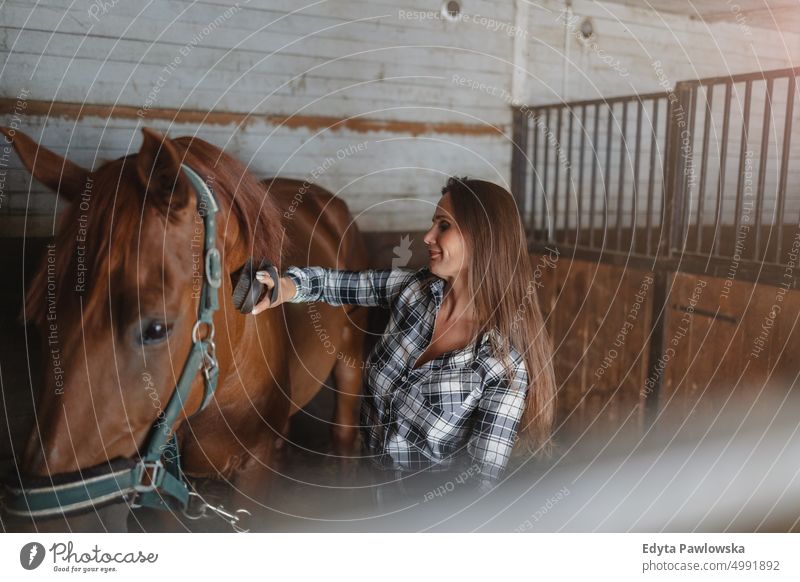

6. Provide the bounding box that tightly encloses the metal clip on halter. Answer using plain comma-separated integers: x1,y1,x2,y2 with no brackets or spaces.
205,248,222,289
183,491,252,533
201,345,218,383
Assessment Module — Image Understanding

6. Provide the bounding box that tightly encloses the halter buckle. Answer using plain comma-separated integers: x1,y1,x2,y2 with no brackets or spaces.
133,460,164,493
205,248,222,289
198,333,217,368
201,343,219,382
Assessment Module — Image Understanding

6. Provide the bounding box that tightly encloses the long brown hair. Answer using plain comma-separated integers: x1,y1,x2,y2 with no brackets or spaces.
442,176,557,457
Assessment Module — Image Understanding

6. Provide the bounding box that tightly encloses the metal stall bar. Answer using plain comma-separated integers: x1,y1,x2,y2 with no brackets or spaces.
663,85,689,257
776,77,795,262
682,86,698,251
754,78,773,260
530,109,539,237
564,107,574,244
695,84,714,254
733,80,753,256
604,103,614,249
711,81,733,257
590,103,600,248
542,109,551,239
511,107,530,223
617,101,628,250
578,105,587,247
553,107,563,244
632,98,643,254
646,97,660,256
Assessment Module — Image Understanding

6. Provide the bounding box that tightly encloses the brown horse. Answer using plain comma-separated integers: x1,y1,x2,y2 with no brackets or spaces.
2,127,369,531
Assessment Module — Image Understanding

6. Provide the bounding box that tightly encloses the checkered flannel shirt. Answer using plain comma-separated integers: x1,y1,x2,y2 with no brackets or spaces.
283,266,529,491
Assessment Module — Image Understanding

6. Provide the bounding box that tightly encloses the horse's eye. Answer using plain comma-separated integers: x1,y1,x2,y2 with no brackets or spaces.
141,321,171,345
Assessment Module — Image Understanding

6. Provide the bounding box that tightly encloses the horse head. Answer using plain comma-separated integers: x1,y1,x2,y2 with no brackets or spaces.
2,127,284,529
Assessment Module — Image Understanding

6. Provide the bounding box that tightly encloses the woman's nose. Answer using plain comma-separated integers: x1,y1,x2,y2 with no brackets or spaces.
423,227,436,246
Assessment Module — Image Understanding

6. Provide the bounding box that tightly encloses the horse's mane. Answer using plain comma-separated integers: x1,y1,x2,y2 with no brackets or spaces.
24,135,285,329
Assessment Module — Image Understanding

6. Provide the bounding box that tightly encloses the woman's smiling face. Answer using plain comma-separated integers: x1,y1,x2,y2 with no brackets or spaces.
423,192,469,281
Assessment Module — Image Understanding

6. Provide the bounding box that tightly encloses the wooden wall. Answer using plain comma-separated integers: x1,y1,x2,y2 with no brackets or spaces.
533,252,653,447
2,0,799,238
532,252,800,451
0,0,514,237
657,270,800,430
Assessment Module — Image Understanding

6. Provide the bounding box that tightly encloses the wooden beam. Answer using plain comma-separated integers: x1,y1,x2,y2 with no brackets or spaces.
0,98,506,138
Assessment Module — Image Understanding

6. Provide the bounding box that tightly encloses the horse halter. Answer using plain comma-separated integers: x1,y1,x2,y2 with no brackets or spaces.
1,164,235,526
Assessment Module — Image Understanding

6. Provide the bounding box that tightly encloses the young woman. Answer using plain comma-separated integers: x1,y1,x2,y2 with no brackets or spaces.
253,177,556,495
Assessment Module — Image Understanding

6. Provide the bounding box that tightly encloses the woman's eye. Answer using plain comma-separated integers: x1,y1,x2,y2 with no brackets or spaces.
439,221,449,230
141,321,171,345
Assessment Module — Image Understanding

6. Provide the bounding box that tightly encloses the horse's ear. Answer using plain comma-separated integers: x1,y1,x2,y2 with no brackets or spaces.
137,127,190,211
0,127,90,203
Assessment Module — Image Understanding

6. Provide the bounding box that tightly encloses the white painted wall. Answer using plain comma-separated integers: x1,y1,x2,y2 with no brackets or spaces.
0,0,516,236
519,0,800,105
510,0,800,238
1,0,798,237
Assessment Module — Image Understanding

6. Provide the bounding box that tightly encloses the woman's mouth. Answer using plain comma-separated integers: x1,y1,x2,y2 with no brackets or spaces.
429,251,441,260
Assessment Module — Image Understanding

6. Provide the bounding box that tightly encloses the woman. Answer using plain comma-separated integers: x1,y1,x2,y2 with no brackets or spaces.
253,177,556,497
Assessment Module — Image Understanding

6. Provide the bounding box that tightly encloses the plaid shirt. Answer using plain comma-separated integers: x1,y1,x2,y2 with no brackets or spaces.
284,266,529,490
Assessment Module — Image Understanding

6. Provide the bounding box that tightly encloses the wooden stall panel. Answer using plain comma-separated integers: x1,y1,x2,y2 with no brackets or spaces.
656,271,800,437
533,253,654,451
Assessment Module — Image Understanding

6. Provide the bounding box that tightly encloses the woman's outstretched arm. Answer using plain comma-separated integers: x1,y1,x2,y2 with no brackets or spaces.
251,266,420,313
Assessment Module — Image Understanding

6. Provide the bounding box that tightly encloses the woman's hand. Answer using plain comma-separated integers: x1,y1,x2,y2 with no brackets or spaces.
251,272,297,314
